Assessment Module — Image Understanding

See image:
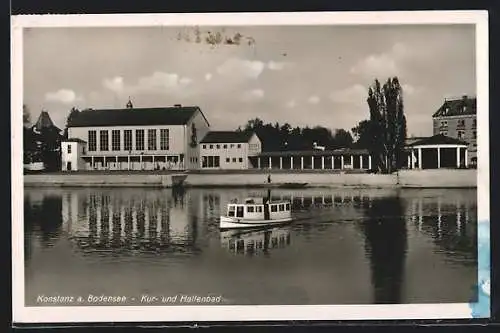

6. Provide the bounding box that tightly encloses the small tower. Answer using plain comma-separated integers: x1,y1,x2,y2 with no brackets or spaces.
126,97,133,109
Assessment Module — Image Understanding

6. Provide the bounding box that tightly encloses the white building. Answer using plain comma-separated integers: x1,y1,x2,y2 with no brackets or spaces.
61,138,87,171
199,131,261,169
64,102,210,171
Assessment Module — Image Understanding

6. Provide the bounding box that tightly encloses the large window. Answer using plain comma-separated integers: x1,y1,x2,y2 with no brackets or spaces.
202,156,220,168
148,129,157,150
88,130,97,151
124,130,133,151
112,130,121,151
136,129,144,151
160,129,169,150
99,130,109,151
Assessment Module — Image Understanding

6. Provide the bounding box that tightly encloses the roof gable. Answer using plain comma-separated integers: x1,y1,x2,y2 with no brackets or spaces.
33,111,61,132
67,106,202,127
407,134,469,146
200,131,255,144
432,96,477,117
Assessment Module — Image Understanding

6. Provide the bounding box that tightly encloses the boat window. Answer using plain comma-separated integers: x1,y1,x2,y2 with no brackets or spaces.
228,205,235,217
247,206,255,213
285,203,290,211
279,204,284,211
271,205,278,212
236,206,244,218
256,205,263,213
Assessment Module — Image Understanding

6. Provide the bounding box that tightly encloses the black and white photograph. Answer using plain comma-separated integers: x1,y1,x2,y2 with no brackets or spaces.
11,11,490,323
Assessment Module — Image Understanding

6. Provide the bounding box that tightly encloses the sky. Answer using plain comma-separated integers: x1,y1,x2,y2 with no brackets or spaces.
23,24,476,137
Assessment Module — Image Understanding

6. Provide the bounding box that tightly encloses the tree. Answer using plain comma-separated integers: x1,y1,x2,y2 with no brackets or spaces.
365,77,407,173
352,119,378,149
238,118,355,152
332,129,353,148
63,107,80,139
23,104,31,128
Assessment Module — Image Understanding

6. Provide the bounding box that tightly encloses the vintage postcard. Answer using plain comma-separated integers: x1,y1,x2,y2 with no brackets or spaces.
11,11,490,324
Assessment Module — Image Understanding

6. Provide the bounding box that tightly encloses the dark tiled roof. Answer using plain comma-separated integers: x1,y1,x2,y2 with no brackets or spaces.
257,148,370,157
67,106,207,127
432,96,477,117
405,137,428,145
63,138,87,143
200,131,256,143
406,134,468,147
33,111,61,132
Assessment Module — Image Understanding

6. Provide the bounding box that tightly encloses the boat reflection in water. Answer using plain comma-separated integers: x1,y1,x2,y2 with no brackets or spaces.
220,226,291,256
24,187,478,305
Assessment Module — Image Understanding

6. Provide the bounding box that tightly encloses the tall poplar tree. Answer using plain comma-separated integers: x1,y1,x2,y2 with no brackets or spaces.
366,77,407,173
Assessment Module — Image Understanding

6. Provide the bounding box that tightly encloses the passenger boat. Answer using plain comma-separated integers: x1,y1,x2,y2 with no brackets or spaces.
220,191,293,229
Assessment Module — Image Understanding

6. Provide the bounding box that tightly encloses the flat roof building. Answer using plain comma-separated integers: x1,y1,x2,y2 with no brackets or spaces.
199,131,262,170
64,102,210,171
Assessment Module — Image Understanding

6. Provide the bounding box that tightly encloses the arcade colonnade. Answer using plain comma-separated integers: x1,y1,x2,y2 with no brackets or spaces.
250,150,372,170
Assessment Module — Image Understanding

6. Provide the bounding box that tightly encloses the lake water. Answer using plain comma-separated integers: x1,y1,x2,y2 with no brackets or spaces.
23,187,478,306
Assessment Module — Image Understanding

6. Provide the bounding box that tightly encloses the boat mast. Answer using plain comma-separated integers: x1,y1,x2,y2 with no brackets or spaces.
264,174,272,220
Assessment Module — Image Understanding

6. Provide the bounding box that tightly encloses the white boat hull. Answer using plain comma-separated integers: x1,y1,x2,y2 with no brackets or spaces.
220,216,292,229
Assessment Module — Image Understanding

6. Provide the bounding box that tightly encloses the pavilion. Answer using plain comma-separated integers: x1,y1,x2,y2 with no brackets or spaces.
405,134,469,169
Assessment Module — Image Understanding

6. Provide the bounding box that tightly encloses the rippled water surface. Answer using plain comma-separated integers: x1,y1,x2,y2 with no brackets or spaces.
24,187,477,306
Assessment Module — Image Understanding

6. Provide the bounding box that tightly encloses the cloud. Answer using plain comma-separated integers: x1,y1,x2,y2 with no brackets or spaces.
216,58,266,79
102,71,193,96
402,83,423,96
308,95,320,104
242,89,265,102
45,89,82,104
134,72,192,93
267,61,287,71
329,84,367,105
350,42,411,78
179,77,193,85
329,84,371,126
205,73,212,81
103,76,124,93
286,99,296,109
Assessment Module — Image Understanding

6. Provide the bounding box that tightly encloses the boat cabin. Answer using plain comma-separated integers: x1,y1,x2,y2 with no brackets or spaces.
227,199,291,221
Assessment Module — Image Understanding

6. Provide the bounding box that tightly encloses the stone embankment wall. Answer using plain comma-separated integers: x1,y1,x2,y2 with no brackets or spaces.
24,169,477,188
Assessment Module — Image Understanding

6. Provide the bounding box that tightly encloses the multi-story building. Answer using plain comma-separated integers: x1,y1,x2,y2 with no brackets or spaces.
63,102,210,171
199,131,261,169
61,138,87,171
432,95,477,166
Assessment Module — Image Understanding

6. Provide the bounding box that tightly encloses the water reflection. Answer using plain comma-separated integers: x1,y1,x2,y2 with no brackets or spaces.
359,195,407,304
220,226,291,257
24,187,478,305
24,188,478,261
24,192,63,251
56,187,203,254
406,193,477,265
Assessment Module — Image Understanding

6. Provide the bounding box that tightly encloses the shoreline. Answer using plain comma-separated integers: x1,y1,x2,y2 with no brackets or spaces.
23,169,477,189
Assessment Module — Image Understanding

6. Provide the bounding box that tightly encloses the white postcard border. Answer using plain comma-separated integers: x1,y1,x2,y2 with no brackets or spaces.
11,10,489,323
